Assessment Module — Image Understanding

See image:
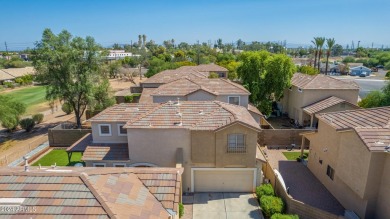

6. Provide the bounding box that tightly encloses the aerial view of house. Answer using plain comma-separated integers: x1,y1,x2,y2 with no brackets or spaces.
302,107,390,218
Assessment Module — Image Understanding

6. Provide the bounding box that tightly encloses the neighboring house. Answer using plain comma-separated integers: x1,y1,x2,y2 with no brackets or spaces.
347,63,364,68
68,101,264,193
350,66,372,76
105,50,140,60
279,73,360,127
0,67,36,84
302,107,390,219
0,167,182,218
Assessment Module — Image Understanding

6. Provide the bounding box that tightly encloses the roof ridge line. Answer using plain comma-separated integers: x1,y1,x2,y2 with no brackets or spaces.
79,173,115,218
214,101,238,121
191,103,224,128
127,103,165,126
221,79,251,94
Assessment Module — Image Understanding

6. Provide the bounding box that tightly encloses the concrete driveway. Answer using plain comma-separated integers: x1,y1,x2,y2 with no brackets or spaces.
193,193,264,219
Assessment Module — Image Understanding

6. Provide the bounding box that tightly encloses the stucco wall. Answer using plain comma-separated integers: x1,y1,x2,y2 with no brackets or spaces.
187,90,216,101
153,96,187,103
376,155,390,218
215,124,258,168
282,86,359,124
216,95,249,108
91,122,128,143
191,131,215,164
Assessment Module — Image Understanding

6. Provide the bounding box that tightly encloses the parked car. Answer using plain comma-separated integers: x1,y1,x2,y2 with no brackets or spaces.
376,65,384,69
359,72,367,77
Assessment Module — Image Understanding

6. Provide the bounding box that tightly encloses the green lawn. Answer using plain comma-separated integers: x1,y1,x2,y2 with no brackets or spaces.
5,86,48,115
283,151,309,161
32,149,84,166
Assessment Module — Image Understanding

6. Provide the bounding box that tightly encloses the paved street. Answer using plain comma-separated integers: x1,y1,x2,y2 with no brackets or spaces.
192,193,263,219
334,76,387,98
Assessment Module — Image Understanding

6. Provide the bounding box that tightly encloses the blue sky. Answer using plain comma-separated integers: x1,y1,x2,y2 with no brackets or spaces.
0,0,389,50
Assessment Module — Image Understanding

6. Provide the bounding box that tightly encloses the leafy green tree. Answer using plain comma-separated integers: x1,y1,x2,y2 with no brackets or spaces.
0,95,26,131
311,37,320,68
237,51,295,115
358,91,384,108
325,38,336,74
297,65,319,75
342,56,355,63
19,118,35,132
356,47,368,58
89,79,116,111
332,44,343,56
208,72,219,78
32,29,106,128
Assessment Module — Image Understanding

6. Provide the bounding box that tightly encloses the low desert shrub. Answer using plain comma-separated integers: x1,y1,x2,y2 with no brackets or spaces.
32,113,44,124
179,203,184,218
256,184,275,198
260,195,284,218
19,118,35,132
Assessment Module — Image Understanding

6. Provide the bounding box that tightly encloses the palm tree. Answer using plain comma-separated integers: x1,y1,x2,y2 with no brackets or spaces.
325,38,336,75
317,37,326,72
138,35,142,48
142,34,146,49
311,37,320,68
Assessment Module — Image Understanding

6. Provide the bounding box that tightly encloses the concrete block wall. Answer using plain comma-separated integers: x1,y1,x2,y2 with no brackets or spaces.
48,125,91,147
258,129,311,147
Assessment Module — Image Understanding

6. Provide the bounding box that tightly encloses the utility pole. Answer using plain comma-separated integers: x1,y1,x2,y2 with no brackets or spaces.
4,41,8,53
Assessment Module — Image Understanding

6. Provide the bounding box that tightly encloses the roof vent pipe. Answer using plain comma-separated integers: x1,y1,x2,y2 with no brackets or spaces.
23,156,29,172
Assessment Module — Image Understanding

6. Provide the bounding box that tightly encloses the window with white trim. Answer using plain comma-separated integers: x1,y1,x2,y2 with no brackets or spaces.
93,163,106,167
98,124,112,136
228,96,240,105
113,163,126,167
117,124,127,136
227,134,246,153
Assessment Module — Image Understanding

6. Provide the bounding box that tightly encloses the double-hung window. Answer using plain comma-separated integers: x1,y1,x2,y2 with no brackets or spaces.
98,124,112,136
228,96,240,105
227,134,246,153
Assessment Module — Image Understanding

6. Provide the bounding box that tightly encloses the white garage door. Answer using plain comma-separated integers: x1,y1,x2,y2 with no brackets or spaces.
192,168,256,192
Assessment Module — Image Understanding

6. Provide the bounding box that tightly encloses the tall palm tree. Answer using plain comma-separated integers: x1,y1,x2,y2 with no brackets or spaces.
142,34,146,49
325,38,336,75
317,37,326,72
138,35,142,48
311,37,320,68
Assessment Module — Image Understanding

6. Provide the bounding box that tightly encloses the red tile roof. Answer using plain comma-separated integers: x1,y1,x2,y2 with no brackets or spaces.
292,73,359,90
303,96,359,115
88,103,160,122
0,167,182,218
317,107,390,152
248,103,262,116
82,145,129,161
151,77,249,97
142,64,228,85
139,88,157,103
123,101,260,131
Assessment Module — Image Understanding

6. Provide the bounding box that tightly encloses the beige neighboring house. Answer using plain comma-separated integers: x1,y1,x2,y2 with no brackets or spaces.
68,101,264,193
0,167,182,219
302,107,390,219
279,73,360,127
0,67,35,83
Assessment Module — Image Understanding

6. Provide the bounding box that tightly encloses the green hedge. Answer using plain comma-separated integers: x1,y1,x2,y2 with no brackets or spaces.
271,213,299,219
32,113,44,124
260,195,284,218
179,203,184,218
256,184,275,198
19,118,35,132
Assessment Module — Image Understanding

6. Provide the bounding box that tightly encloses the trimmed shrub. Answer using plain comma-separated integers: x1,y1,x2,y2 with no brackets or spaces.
61,102,73,115
386,71,390,78
19,118,35,132
271,213,299,219
260,195,284,218
32,113,44,124
256,184,275,198
124,95,134,103
3,81,14,88
179,203,184,218
208,72,219,78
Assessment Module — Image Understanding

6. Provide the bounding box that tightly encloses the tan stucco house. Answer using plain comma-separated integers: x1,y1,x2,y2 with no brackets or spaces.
302,107,390,219
279,73,360,127
68,101,263,193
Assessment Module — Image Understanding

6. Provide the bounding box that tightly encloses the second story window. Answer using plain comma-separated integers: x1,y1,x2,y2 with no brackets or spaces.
326,165,335,180
227,134,246,153
118,124,127,136
228,96,240,105
98,124,112,136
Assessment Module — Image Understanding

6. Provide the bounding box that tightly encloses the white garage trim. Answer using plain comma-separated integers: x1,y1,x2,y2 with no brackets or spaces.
191,168,257,192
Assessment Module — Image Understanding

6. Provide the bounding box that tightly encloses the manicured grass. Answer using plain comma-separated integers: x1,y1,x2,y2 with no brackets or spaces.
5,86,48,115
283,151,309,161
32,149,84,166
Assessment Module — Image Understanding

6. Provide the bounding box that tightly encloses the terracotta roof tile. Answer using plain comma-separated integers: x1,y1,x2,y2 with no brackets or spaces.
317,106,390,152
303,96,359,115
0,167,182,218
139,88,157,103
82,145,129,161
151,77,249,97
292,73,359,90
